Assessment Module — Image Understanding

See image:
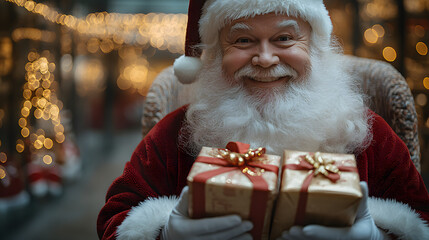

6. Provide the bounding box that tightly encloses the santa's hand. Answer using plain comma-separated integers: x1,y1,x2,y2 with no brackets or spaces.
161,186,253,240
277,182,389,240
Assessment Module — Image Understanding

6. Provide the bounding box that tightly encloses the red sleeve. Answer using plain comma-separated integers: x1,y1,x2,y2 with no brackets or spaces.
97,106,194,239
358,111,429,221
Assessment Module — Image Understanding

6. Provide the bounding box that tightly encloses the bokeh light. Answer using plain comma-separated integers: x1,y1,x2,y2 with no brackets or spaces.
364,28,378,44
0,152,7,163
423,77,429,90
383,47,397,62
416,42,428,56
416,93,427,106
0,166,6,179
43,155,53,165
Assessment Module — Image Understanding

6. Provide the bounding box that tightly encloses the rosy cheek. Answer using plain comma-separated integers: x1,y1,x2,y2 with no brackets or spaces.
222,50,249,77
281,50,310,76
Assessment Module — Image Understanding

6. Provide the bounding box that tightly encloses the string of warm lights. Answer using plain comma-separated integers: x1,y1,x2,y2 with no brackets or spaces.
17,51,65,165
5,0,187,96
0,35,10,180
364,0,398,19
5,0,188,54
12,28,56,43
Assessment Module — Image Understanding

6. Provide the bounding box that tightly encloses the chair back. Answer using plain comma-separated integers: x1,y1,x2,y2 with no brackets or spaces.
344,55,420,172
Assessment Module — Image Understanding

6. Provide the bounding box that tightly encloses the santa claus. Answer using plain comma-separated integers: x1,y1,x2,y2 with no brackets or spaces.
97,0,429,239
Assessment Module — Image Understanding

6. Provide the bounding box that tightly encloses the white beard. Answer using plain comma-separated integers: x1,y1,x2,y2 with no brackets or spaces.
180,51,372,157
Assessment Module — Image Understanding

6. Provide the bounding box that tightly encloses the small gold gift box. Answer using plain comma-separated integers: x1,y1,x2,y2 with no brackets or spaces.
270,150,362,240
187,142,281,240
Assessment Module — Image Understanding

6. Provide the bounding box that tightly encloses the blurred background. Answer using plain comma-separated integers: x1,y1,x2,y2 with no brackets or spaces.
0,0,428,239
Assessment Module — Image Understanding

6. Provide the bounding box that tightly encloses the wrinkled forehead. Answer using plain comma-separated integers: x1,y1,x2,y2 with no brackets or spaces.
222,13,310,34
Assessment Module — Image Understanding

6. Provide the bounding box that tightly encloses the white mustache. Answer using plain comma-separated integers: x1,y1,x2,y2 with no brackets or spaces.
234,64,298,82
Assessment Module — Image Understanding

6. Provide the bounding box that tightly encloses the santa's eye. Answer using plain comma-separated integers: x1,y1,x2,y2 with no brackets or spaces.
277,35,291,41
235,38,251,44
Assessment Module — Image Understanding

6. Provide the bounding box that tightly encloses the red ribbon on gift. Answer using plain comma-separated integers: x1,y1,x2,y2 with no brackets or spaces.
192,142,279,240
283,152,358,226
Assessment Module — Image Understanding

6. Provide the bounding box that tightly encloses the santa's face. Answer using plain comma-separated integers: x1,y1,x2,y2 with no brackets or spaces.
184,12,369,157
219,13,312,91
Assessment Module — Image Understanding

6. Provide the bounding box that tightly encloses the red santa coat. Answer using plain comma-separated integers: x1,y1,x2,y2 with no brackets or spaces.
97,106,429,240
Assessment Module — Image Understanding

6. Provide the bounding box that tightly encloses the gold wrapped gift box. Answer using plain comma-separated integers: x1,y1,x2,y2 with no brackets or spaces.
270,150,362,240
187,143,281,240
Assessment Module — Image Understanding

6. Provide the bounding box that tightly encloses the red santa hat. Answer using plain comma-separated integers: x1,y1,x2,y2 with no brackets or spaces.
173,0,333,84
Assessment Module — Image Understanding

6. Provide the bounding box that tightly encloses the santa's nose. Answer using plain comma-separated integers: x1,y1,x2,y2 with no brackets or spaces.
252,42,280,68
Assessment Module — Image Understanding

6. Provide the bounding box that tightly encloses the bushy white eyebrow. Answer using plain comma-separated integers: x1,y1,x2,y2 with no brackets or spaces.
277,20,300,34
229,23,252,33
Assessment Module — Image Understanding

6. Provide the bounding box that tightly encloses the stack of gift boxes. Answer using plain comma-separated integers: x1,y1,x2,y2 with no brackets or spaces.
187,142,362,240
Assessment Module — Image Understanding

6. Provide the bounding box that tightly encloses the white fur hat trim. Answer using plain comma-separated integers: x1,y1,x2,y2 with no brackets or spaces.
200,0,332,50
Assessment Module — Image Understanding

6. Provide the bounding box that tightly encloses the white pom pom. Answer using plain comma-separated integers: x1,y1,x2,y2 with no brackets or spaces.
173,55,202,84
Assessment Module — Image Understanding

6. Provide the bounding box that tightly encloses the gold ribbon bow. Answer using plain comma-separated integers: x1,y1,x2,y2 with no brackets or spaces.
303,152,340,178
218,147,266,167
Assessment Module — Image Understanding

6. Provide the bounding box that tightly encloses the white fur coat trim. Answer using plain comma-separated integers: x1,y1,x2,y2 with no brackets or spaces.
368,197,429,239
116,196,179,240
116,195,428,240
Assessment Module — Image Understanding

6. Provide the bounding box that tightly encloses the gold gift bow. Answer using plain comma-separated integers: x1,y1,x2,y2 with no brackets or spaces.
215,147,266,176
217,147,266,167
303,152,340,179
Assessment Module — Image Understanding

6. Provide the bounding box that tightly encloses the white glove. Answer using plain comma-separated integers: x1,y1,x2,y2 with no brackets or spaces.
277,182,389,240
161,186,254,240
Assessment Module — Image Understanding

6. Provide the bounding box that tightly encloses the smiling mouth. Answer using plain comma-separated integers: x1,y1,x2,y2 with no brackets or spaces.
247,76,289,82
